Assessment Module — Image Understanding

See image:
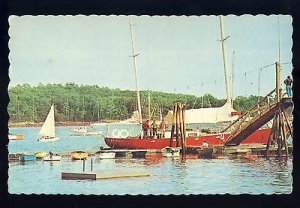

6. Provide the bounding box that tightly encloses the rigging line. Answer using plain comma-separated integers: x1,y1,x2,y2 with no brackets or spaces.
281,62,292,65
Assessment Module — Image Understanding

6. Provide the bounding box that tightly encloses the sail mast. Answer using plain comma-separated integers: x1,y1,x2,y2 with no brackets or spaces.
231,51,235,107
129,16,143,124
148,91,151,120
219,15,231,105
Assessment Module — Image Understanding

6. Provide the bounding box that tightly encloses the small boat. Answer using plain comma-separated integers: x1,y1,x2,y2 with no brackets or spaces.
43,153,61,161
19,154,36,162
8,153,23,162
35,151,48,159
8,133,24,140
96,151,116,159
38,104,60,142
70,151,88,160
161,147,180,158
70,126,102,136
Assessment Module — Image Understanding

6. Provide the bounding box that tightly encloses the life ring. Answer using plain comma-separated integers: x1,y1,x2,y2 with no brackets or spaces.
119,129,129,138
112,129,119,138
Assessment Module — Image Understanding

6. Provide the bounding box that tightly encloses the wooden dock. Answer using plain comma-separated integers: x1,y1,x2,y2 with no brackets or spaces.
62,169,150,180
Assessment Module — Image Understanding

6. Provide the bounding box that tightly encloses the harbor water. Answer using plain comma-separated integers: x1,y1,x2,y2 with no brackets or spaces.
8,126,293,195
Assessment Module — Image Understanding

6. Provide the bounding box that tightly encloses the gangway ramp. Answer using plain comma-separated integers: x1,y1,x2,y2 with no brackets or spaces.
223,90,293,146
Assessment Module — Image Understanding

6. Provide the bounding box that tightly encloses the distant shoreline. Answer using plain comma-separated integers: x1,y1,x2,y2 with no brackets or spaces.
8,120,120,128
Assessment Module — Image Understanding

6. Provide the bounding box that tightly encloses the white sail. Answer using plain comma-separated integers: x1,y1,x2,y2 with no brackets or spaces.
39,104,55,138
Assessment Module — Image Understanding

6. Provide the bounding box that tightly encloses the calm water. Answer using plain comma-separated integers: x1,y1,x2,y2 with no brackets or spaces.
8,126,293,195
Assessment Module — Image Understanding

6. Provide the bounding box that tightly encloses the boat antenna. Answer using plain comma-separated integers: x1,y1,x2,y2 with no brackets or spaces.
219,15,231,105
129,16,143,124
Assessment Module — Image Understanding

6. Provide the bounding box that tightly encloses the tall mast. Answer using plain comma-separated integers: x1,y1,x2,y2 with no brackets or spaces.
148,90,151,120
129,16,143,124
219,15,231,105
277,16,281,64
231,51,235,107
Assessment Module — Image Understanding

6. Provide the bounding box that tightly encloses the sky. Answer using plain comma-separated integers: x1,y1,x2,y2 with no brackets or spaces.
8,15,293,99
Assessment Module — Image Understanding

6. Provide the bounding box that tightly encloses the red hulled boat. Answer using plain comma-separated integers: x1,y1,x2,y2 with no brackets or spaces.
104,127,271,150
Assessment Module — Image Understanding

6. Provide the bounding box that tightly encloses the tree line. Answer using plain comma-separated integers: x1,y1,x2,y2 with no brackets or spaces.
8,83,263,123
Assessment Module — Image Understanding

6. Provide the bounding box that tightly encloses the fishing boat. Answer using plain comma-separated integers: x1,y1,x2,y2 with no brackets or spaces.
8,133,24,140
43,152,61,161
38,104,60,142
161,147,180,158
19,154,36,162
70,151,88,160
69,126,102,136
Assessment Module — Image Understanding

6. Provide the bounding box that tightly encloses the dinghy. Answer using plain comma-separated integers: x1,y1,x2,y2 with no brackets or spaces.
38,104,60,142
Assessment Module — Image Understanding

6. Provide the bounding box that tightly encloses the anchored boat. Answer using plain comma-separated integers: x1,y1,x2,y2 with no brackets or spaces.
8,133,24,140
70,126,102,136
38,104,60,142
96,151,116,159
19,154,36,162
43,152,61,161
70,151,88,160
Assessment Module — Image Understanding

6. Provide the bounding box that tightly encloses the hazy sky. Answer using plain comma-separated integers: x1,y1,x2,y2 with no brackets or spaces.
8,15,293,99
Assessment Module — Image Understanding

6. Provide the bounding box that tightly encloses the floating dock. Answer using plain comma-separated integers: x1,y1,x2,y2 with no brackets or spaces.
62,169,150,180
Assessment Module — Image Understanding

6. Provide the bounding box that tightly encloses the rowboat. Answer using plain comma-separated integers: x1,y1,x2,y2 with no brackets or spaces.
8,153,23,162
97,151,116,159
8,133,24,140
35,151,48,159
19,154,36,161
70,151,88,160
43,154,61,161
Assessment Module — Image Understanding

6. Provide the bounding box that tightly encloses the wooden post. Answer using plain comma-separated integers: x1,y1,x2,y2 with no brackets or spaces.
91,158,93,171
266,114,278,156
170,104,177,147
178,103,183,155
276,115,282,157
280,111,289,157
180,103,186,158
275,62,281,102
175,103,180,147
281,107,293,136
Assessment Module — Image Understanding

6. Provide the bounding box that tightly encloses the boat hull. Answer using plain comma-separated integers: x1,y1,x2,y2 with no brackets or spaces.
105,128,271,150
8,134,24,140
39,137,60,142
35,151,49,158
97,152,116,159
19,155,36,161
43,155,61,161
71,151,88,160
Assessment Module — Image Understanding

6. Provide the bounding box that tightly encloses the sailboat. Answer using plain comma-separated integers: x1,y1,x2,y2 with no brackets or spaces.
38,104,60,142
104,16,272,150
